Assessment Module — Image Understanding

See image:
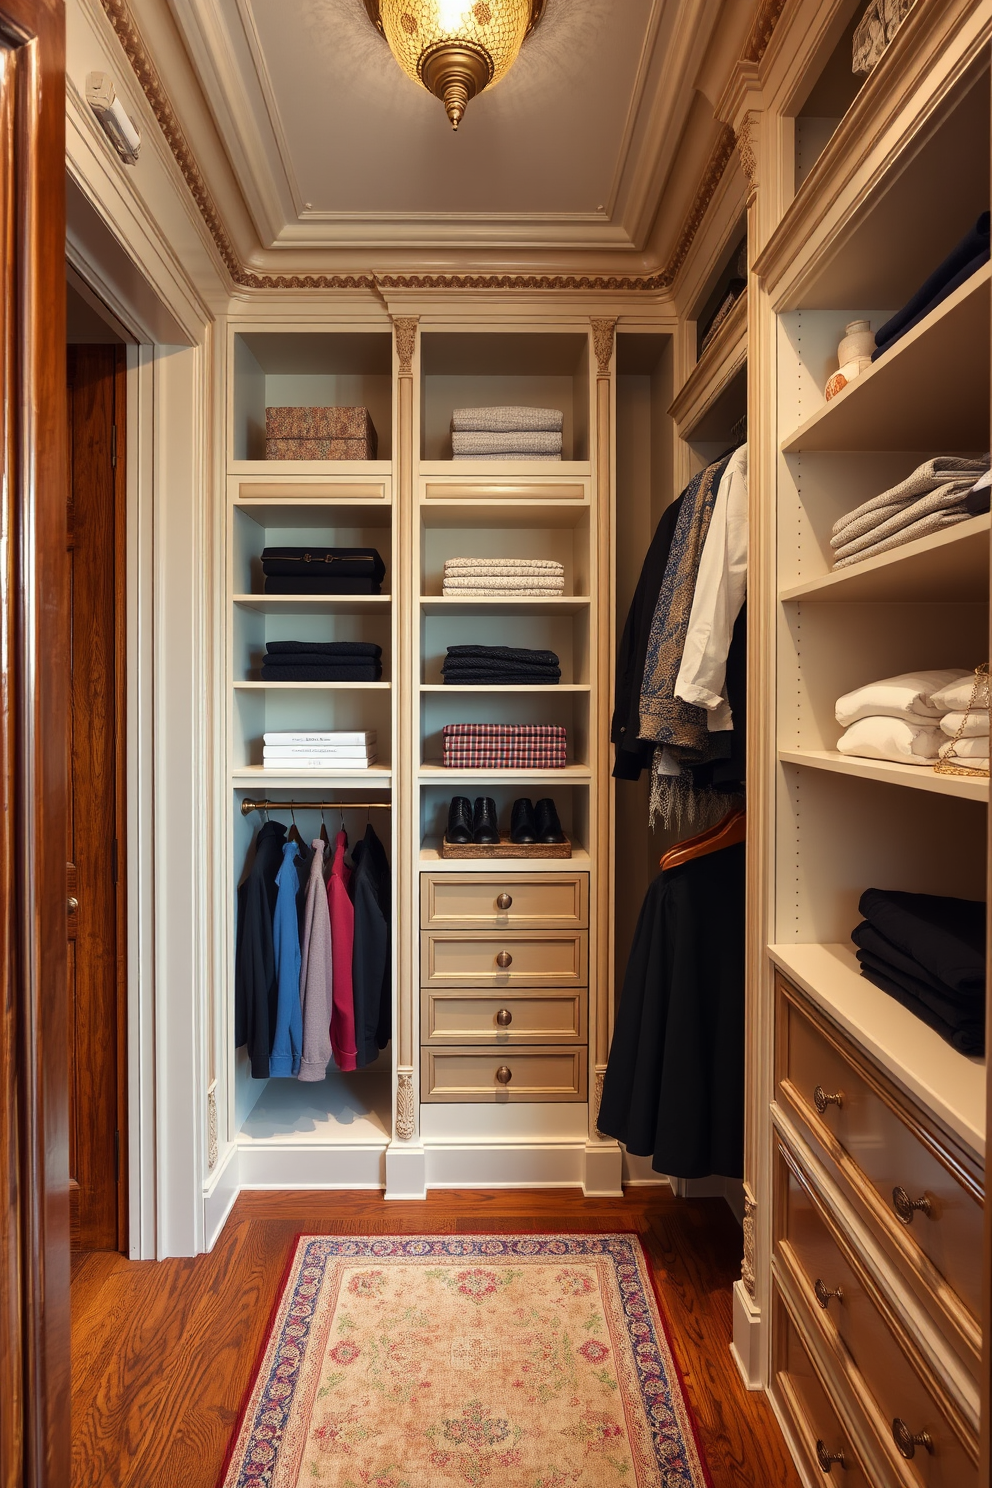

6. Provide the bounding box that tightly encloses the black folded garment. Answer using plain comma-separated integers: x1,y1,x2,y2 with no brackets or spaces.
443,670,561,685
857,888,985,996
260,664,382,682
857,955,984,1056
873,212,990,360
444,645,560,667
966,481,991,517
265,640,382,658
260,546,386,581
264,576,382,595
851,920,980,1005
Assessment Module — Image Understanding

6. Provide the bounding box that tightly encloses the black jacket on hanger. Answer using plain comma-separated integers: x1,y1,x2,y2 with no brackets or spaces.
351,823,391,1066
598,841,745,1179
235,819,287,1079
611,493,685,780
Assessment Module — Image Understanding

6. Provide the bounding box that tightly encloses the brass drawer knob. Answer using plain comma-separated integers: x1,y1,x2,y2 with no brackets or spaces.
495,1008,513,1027
814,1278,843,1310
815,1440,845,1472
892,1419,933,1459
496,1065,512,1085
891,1186,932,1225
813,1085,843,1114
496,950,513,969
67,896,79,915
496,893,512,910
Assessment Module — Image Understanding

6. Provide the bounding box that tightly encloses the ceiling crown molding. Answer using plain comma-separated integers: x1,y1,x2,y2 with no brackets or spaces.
98,0,758,294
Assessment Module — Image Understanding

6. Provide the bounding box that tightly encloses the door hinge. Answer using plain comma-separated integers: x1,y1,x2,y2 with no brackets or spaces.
114,1129,121,1183
111,424,117,469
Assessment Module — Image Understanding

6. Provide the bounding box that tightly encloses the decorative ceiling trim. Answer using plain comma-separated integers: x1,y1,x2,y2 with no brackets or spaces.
98,0,750,294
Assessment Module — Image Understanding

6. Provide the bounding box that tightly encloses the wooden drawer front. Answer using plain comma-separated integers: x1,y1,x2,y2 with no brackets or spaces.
422,480,588,502
421,1047,587,1102
778,1145,977,1483
780,981,983,1322
421,990,586,1045
421,873,588,930
775,1301,875,1488
421,931,587,989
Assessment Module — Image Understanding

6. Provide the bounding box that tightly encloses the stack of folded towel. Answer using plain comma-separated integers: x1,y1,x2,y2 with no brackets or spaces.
442,557,565,596
830,456,989,568
852,888,986,1055
934,669,990,773
260,640,383,682
450,406,564,461
835,669,971,765
872,211,990,362
441,645,561,686
441,723,567,769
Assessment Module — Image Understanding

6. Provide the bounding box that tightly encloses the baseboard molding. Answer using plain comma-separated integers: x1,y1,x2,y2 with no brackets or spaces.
621,1151,669,1185
236,1141,386,1190
424,1140,587,1189
731,1277,765,1390
582,1140,624,1197
202,1143,240,1252
385,1141,427,1199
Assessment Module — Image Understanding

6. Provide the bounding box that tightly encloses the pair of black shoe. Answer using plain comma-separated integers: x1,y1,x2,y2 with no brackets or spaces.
445,795,565,845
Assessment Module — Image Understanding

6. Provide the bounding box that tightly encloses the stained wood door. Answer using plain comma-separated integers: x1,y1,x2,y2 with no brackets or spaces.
0,2,69,1486
66,344,126,1253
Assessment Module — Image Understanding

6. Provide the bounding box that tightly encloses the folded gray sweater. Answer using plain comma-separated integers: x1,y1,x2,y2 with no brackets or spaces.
451,405,564,433
832,480,977,559
831,456,989,546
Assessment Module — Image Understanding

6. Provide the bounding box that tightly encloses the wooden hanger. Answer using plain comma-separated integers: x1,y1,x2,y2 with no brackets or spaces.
287,807,306,852
319,808,329,847
660,807,745,871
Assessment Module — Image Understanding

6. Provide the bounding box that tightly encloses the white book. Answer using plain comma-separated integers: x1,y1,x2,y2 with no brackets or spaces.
263,730,377,746
263,746,375,758
262,757,378,770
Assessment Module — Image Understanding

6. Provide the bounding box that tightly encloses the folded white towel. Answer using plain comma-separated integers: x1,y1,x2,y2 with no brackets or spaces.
452,430,563,455
931,671,990,712
830,457,989,540
835,670,969,727
940,709,991,737
444,556,564,572
939,733,990,759
452,406,564,433
837,715,945,764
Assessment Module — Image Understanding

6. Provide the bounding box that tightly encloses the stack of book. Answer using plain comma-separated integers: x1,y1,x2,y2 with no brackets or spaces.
262,730,378,770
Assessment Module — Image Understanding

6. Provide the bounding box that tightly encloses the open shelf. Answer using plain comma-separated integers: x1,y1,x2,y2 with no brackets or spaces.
769,942,985,1157
420,595,589,616
234,594,392,613
420,459,591,478
779,747,989,803
420,684,589,694
419,840,593,872
420,764,591,782
238,1067,392,1150
233,765,393,786
233,500,392,527
781,264,991,453
780,513,990,602
235,681,390,691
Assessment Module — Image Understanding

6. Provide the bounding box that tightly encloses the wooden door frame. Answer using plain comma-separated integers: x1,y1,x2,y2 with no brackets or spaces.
112,344,128,1252
0,0,69,1486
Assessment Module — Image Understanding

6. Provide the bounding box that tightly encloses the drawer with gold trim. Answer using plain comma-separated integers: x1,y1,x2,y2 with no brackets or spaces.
421,872,588,930
420,1046,587,1102
776,973,983,1371
421,930,587,989
421,989,586,1045
774,1293,878,1488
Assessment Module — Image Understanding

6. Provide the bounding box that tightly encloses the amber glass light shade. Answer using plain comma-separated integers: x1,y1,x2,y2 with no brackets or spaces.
367,1,543,130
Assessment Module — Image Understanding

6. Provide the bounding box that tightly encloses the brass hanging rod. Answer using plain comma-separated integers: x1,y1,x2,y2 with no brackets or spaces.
241,798,392,817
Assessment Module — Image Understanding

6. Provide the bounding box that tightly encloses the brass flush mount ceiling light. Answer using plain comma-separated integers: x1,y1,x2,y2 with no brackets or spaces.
363,0,546,130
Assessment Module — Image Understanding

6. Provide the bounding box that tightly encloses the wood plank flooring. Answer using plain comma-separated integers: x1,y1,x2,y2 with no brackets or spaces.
70,1188,801,1488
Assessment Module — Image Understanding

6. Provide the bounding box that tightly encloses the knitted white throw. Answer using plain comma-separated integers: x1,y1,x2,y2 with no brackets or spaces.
444,556,563,571
451,406,564,433
452,430,563,455
443,578,565,593
455,452,563,461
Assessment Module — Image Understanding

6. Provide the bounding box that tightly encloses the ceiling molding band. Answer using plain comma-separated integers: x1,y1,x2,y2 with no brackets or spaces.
98,0,751,294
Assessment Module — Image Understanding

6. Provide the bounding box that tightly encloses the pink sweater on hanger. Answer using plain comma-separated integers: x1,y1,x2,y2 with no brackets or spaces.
327,829,357,1071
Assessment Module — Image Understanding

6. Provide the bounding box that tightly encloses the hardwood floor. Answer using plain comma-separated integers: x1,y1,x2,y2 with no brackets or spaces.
70,1187,800,1488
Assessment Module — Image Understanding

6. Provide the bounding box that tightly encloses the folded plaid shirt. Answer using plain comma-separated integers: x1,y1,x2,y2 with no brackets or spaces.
442,723,567,768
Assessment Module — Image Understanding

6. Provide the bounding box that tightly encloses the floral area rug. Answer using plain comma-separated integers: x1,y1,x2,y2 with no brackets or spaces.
221,1233,711,1488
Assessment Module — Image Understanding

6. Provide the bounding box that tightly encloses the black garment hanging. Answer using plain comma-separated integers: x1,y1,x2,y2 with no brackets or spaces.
611,493,685,780
598,841,745,1179
350,822,391,1066
235,819,287,1079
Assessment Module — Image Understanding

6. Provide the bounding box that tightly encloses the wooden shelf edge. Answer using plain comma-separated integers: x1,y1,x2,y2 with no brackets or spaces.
769,942,985,1159
779,514,991,602
779,748,989,802
669,289,747,435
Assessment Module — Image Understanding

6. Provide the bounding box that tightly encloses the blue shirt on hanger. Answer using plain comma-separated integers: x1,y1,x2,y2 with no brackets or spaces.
270,840,302,1077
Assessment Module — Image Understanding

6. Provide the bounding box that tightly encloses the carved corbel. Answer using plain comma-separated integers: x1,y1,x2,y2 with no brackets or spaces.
393,316,419,375
591,319,616,378
395,1071,416,1141
741,1184,757,1297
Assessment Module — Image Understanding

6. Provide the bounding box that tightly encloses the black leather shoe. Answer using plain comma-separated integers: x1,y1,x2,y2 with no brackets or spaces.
510,797,537,843
446,796,474,844
535,797,565,843
472,797,500,844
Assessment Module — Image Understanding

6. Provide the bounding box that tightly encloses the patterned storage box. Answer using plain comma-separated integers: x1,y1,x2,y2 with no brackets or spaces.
264,406,378,460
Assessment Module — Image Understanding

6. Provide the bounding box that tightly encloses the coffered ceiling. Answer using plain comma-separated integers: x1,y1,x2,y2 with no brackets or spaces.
156,0,747,274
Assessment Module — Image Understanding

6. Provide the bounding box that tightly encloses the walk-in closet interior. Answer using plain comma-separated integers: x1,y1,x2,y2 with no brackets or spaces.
6,0,988,1484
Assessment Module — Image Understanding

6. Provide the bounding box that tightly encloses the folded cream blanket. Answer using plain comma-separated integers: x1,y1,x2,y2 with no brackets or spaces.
837,715,945,764
830,457,988,543
444,557,563,572
455,452,563,461
932,671,990,712
452,406,564,433
832,481,975,558
443,577,565,593
835,669,969,726
452,430,563,455
833,508,971,566
939,734,990,759
940,709,991,736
